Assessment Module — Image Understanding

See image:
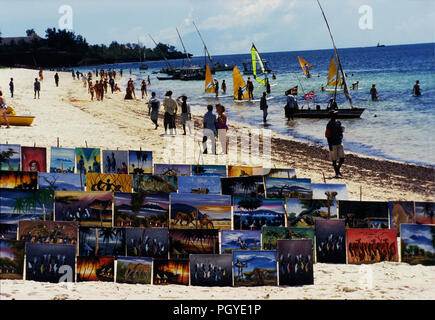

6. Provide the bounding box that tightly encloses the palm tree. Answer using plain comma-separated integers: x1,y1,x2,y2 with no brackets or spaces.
99,228,116,255
0,148,18,170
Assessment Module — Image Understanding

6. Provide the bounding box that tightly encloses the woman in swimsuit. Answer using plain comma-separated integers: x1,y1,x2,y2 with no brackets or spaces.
0,91,11,128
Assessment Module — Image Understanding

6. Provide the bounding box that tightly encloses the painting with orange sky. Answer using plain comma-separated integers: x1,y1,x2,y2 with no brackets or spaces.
77,256,114,282
153,259,189,285
0,171,38,189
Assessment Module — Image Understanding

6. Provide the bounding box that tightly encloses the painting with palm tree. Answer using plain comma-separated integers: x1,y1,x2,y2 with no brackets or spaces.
265,177,312,199
414,202,435,225
169,229,219,259
190,254,233,287
75,147,101,175
132,174,177,194
126,227,168,259
128,150,153,174
153,259,189,285
0,189,54,226
116,256,152,284
191,165,226,177
286,198,338,228
54,191,113,227
220,230,261,253
38,172,83,191
21,146,47,172
114,192,169,228
311,183,349,200
338,200,389,229
263,168,296,178
0,239,25,279
401,223,435,265
50,147,75,173
261,226,291,250
0,171,38,190
77,256,115,282
0,223,18,239
221,176,265,198
233,197,286,230
0,144,21,171
154,164,191,176
177,176,221,195
227,166,263,177
86,172,132,192
79,227,126,257
18,221,78,245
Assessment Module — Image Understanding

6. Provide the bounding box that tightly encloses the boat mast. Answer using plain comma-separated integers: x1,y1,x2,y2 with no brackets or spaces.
193,21,214,65
148,34,172,69
176,27,192,66
316,0,354,108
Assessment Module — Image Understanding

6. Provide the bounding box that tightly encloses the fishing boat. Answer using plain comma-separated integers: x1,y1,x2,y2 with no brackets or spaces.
293,108,364,119
298,56,312,78
149,34,181,76
138,40,148,70
179,66,205,81
376,42,385,47
1,115,35,126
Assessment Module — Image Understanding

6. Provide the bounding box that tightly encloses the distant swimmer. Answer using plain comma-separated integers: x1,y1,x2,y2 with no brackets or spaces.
370,84,378,101
413,80,421,96
272,73,276,80
321,84,325,92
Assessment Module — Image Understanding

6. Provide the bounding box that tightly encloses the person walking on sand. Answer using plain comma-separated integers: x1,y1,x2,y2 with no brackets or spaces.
413,80,421,96
148,92,160,129
34,78,40,99
88,81,95,101
9,78,14,98
260,92,268,122
0,91,11,128
54,73,59,87
147,75,151,86
39,69,43,81
246,77,254,100
177,95,191,135
141,80,147,99
370,84,378,101
325,110,345,178
216,104,228,154
221,80,227,94
162,90,178,135
72,70,75,80
202,104,217,154
109,77,115,93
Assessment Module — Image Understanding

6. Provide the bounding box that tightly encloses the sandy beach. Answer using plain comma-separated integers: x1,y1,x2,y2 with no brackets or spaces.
0,68,434,300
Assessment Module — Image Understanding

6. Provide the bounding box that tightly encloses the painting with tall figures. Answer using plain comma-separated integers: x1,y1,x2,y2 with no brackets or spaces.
177,176,221,195
346,229,398,264
0,144,20,171
227,166,263,177
102,150,129,174
153,259,189,285
128,150,153,174
233,250,277,287
401,224,435,266
170,193,232,230
0,223,18,240
169,229,219,259
338,200,389,229
132,174,177,194
18,221,78,245
190,254,233,287
25,243,76,283
126,227,168,259
388,201,415,235
0,239,25,280
79,227,126,257
114,192,169,228
414,202,435,225
154,164,191,176
54,191,113,227
50,147,75,173
0,171,38,190
263,168,296,179
21,146,47,172
191,165,226,177
315,219,346,264
77,256,115,282
277,239,314,286
220,230,261,253
233,197,286,230
116,256,152,284
86,173,132,192
38,172,83,191
0,189,54,224
75,147,101,175
264,177,312,199
221,176,265,198
261,226,291,250
285,198,337,228
311,183,349,201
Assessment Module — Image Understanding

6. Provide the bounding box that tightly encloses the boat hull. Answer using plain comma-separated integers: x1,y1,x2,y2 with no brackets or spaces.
2,115,35,126
293,108,365,119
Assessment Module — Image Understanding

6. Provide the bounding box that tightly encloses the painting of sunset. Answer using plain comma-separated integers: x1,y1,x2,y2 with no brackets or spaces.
0,171,38,190
169,229,219,259
77,256,115,282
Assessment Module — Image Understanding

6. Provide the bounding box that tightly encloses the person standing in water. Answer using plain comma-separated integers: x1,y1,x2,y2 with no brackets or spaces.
325,110,345,178
214,79,219,98
237,86,243,100
148,92,160,130
370,84,378,101
265,78,271,94
260,92,268,122
413,80,421,96
221,80,227,94
246,77,254,100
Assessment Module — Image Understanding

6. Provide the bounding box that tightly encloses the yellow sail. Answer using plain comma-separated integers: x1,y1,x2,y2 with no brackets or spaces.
251,44,266,84
298,56,312,75
232,66,250,100
204,64,215,93
327,56,341,86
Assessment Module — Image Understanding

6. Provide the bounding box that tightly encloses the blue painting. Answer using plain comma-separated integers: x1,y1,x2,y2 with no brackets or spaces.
126,228,168,259
311,183,349,201
50,147,75,173
191,165,226,177
0,144,20,171
38,172,84,191
265,177,312,199
263,168,296,178
221,230,261,253
233,250,277,286
154,164,191,176
401,223,435,265
285,198,337,228
102,150,129,174
177,176,221,195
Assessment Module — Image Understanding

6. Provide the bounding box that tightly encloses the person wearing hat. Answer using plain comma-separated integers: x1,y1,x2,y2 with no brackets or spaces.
176,95,191,135
162,90,178,135
325,110,345,178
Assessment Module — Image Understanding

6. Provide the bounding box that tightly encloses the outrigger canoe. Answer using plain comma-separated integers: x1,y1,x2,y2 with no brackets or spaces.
293,108,365,119
1,115,35,126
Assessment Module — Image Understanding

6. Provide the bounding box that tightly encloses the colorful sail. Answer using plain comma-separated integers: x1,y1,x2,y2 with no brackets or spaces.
232,66,250,100
205,64,215,93
251,44,266,84
298,56,312,76
327,56,341,86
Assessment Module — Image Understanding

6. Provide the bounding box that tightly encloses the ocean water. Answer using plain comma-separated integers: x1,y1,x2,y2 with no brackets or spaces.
77,43,435,166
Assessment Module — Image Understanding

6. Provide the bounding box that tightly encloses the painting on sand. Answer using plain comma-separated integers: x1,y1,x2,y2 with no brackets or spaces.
169,229,219,259
0,171,38,190
102,150,129,174
220,230,261,253
177,176,221,195
0,239,25,280
233,250,277,287
191,165,226,177
338,200,389,229
86,172,132,193
132,174,177,194
50,147,75,173
311,183,349,201
128,150,153,174
154,164,191,176
227,166,263,177
190,254,233,287
285,198,337,228
21,146,47,172
18,221,78,245
401,224,435,266
277,239,313,286
116,256,152,284
265,177,312,199
75,147,101,175
0,144,20,171
263,168,296,179
153,259,189,285
261,226,291,250
77,256,115,282
414,202,435,225
388,201,415,235
79,227,126,257
126,227,168,259
315,219,346,264
221,176,265,198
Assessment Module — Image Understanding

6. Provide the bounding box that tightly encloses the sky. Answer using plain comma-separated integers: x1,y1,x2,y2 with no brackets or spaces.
0,0,434,56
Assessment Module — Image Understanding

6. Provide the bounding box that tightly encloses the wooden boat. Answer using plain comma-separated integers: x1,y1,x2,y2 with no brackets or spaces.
2,115,35,126
293,108,365,119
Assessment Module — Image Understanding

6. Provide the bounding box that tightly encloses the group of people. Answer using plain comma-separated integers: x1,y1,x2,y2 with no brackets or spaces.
212,79,227,97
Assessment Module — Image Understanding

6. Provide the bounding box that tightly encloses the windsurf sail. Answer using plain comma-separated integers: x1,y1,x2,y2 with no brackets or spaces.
251,44,267,84
205,64,215,93
327,56,341,86
233,66,250,100
298,56,312,76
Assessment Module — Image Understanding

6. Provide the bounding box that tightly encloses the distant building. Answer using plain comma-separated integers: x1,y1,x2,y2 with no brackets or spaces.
0,31,42,46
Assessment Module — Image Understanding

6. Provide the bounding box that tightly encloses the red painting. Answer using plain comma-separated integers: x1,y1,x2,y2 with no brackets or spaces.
21,147,47,172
